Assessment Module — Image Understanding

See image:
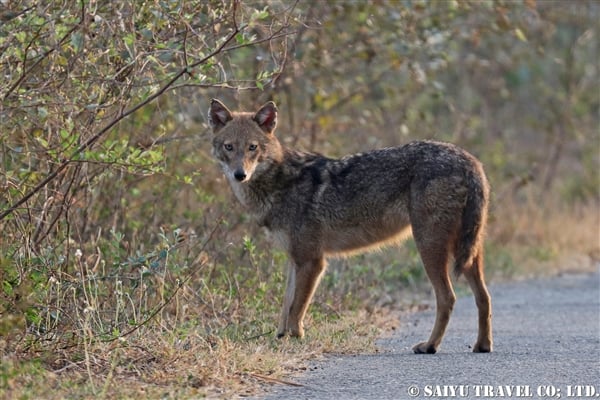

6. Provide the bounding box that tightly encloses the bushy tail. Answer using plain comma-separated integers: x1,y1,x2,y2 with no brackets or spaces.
454,171,490,277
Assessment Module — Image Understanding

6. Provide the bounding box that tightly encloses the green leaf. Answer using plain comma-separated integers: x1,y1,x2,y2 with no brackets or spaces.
251,7,270,22
514,28,527,42
37,107,48,119
235,32,248,45
71,32,84,52
2,281,13,296
36,137,48,148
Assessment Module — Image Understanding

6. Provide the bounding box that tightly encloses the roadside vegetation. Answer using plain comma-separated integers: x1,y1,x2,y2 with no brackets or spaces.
1,1,598,398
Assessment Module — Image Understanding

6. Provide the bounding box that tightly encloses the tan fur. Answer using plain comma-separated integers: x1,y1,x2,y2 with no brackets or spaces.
209,99,493,354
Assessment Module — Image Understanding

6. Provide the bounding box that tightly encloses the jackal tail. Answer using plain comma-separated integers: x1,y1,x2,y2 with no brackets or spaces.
454,173,489,277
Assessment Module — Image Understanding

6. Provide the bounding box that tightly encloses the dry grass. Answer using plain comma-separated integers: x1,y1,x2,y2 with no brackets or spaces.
1,308,387,399
488,197,599,279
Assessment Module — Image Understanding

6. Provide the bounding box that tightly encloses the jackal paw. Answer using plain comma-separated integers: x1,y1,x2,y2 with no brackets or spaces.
472,340,493,353
412,342,437,354
276,328,304,339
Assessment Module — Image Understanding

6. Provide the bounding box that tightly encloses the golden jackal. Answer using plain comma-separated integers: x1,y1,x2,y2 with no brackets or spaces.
209,99,492,354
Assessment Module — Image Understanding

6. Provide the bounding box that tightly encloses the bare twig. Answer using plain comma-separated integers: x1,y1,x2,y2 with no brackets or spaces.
244,330,274,341
248,372,304,387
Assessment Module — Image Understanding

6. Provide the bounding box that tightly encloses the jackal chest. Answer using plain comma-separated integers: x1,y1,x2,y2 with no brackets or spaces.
227,178,251,207
227,180,277,225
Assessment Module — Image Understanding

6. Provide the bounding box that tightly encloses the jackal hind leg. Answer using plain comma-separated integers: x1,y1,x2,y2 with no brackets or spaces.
413,256,456,354
411,227,456,354
277,256,326,338
463,252,493,352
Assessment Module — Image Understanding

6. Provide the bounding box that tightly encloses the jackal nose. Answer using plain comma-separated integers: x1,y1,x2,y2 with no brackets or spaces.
233,170,247,182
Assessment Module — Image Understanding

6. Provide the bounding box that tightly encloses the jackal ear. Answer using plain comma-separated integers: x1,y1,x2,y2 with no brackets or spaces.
253,101,278,134
208,99,233,132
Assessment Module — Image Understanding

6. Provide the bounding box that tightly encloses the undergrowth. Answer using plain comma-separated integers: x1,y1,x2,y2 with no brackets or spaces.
0,213,385,399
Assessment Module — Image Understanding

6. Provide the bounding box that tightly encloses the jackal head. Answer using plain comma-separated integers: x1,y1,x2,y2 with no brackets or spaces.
209,99,283,183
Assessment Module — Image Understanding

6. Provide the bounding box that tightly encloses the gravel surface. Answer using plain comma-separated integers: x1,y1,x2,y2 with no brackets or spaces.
262,269,600,399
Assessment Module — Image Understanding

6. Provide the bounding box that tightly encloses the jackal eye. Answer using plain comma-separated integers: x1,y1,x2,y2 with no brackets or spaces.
224,143,234,151
248,144,258,151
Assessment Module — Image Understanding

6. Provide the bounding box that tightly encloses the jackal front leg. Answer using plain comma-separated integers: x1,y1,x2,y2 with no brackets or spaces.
277,257,326,338
277,261,296,337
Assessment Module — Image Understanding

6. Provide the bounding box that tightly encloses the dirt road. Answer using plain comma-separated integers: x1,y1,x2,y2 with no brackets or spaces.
263,269,600,399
